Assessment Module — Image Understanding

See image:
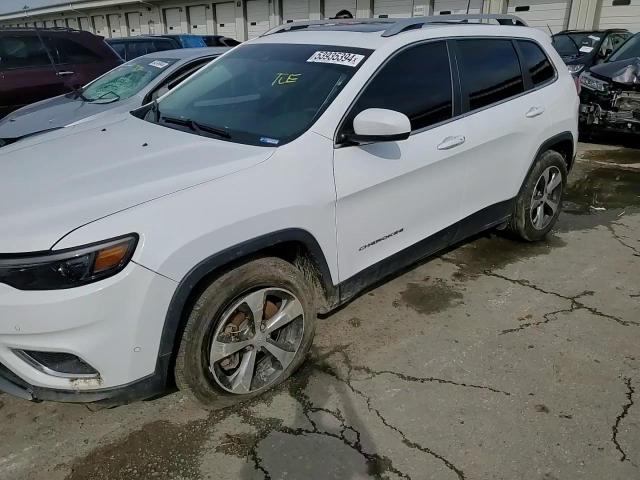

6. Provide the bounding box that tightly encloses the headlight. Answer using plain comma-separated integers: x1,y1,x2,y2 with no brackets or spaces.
579,72,609,92
567,64,584,75
0,234,138,290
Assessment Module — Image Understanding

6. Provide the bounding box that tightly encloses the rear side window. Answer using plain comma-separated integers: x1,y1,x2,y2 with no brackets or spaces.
54,38,102,64
0,35,51,69
110,42,126,59
152,40,176,52
345,41,452,133
456,39,524,112
517,40,555,87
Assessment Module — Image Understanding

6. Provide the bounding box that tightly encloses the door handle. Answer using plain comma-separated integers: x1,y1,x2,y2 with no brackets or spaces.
525,106,545,118
437,135,466,150
56,71,75,77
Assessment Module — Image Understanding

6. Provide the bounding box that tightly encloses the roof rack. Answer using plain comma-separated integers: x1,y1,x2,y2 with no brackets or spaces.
263,14,528,37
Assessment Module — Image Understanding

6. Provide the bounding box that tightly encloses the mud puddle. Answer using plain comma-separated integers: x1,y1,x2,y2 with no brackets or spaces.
563,166,640,214
581,149,640,165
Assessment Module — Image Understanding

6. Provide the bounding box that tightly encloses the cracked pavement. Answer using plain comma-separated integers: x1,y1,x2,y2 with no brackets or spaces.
1,142,639,480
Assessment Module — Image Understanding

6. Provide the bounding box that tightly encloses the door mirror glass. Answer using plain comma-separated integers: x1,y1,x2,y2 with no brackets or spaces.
348,108,410,143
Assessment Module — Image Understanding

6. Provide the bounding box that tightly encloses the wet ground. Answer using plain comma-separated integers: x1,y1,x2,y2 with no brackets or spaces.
1,143,639,480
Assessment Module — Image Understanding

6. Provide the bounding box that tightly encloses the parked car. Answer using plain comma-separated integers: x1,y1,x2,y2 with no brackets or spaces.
157,34,208,48
579,32,640,135
0,28,121,118
107,36,182,61
552,29,632,76
0,15,578,407
0,47,229,147
201,35,241,47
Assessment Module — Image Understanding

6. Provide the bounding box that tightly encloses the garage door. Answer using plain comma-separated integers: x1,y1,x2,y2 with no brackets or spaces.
127,12,142,36
54,19,66,27
108,14,122,38
165,7,183,33
597,0,640,32
79,17,92,32
246,0,270,39
45,20,55,28
282,0,310,23
67,18,78,29
92,16,107,36
189,5,208,33
215,3,238,39
323,0,357,18
506,0,570,34
433,0,484,14
373,0,414,17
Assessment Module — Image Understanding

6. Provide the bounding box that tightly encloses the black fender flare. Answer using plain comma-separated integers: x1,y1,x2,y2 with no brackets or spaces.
154,228,336,379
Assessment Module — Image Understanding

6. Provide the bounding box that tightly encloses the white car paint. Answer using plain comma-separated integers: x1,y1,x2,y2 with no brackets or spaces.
0,21,578,397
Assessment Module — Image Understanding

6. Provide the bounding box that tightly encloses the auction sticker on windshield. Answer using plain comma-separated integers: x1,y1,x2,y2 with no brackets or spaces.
307,51,365,67
149,60,170,69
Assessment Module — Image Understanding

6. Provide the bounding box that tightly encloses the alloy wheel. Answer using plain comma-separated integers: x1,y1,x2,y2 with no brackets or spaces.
530,166,562,230
209,287,305,394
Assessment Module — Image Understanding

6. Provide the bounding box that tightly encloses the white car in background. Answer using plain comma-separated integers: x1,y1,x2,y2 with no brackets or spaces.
0,47,229,147
0,15,578,407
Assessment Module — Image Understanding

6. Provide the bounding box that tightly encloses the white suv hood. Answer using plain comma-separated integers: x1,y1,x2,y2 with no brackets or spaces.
0,114,275,253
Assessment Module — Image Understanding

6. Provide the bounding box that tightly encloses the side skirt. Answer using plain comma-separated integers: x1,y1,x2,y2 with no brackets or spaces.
336,198,514,304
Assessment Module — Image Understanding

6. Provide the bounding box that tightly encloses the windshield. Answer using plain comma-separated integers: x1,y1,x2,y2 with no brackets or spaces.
552,32,602,56
153,44,372,146
179,36,207,48
609,34,640,62
82,57,178,102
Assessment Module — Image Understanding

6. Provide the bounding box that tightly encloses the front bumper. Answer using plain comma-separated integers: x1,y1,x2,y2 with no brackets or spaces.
580,88,640,133
0,262,177,403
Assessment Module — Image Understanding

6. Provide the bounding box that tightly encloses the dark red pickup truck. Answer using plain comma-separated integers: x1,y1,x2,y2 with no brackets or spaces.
0,28,122,118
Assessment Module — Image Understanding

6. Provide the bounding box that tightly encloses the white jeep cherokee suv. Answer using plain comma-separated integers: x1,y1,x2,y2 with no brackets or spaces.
0,15,578,406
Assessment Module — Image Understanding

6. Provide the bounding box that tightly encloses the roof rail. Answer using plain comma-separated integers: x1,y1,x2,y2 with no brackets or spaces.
263,14,528,37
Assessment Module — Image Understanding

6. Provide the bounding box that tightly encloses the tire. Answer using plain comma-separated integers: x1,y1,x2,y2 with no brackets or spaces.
508,149,567,241
175,257,316,408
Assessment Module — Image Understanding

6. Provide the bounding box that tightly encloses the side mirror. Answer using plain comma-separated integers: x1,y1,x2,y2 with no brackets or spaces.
347,108,411,143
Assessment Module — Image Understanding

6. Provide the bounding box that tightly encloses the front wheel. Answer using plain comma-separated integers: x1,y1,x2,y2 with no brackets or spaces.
508,150,567,241
174,257,316,408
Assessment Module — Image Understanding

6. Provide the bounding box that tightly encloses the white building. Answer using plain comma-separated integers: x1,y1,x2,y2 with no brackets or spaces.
0,0,638,41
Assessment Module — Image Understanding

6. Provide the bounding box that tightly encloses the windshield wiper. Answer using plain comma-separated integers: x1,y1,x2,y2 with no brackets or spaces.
161,116,231,139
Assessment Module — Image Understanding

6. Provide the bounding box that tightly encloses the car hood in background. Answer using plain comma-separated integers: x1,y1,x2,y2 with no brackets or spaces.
0,115,275,253
590,57,640,86
0,94,132,141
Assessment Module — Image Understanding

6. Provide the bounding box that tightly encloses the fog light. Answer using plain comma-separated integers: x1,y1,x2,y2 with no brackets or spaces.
15,350,98,378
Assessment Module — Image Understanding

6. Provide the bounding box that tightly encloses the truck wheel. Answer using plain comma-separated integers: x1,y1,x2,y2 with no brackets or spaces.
508,150,567,241
175,257,316,408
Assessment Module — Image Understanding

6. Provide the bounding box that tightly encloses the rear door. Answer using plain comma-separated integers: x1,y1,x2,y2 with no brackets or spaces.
334,41,469,281
189,5,208,33
451,38,552,221
165,8,183,33
127,12,142,36
92,16,108,37
0,34,64,116
246,0,270,38
52,36,110,88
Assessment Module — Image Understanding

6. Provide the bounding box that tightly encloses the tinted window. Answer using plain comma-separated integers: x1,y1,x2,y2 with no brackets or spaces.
517,40,554,87
457,39,524,111
152,40,176,52
54,38,102,64
609,33,640,62
110,42,126,59
345,41,452,133
0,35,51,69
126,41,154,60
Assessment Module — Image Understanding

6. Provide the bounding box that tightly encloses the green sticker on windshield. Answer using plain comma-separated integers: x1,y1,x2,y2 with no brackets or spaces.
272,72,301,86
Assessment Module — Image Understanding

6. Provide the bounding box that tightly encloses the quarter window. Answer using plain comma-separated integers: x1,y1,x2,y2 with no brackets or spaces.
0,35,51,69
456,39,524,112
344,41,453,134
517,40,555,87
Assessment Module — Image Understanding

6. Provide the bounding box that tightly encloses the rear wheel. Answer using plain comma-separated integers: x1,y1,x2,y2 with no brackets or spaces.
508,150,567,241
174,257,316,408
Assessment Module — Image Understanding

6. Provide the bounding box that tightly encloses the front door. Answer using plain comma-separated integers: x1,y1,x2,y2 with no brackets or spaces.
334,41,469,282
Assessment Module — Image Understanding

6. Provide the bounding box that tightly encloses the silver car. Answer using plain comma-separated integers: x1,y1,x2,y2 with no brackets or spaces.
0,47,229,147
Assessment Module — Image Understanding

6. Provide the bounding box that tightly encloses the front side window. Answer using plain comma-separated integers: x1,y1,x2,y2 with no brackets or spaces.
82,57,178,102
54,37,102,64
609,34,640,62
153,44,372,146
457,39,524,112
517,40,555,87
0,35,51,69
342,41,453,137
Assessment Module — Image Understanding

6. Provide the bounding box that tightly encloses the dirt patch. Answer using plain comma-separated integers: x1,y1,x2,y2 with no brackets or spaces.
399,278,463,315
63,419,210,480
215,432,260,458
581,149,640,165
